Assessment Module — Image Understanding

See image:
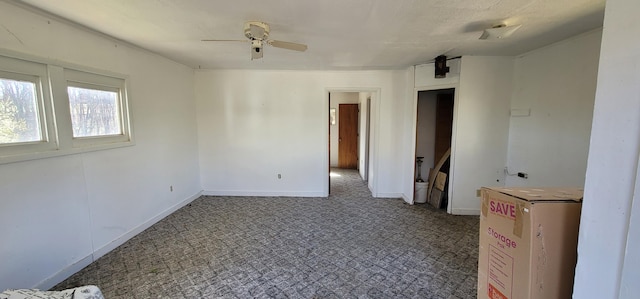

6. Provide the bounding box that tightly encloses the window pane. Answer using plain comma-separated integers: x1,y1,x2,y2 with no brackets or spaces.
68,86,122,138
0,78,42,144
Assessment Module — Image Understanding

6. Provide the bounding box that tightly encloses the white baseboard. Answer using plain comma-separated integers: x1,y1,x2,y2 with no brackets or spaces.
451,208,480,216
375,193,403,199
35,255,93,290
202,190,325,197
34,190,203,290
401,194,413,204
92,191,203,259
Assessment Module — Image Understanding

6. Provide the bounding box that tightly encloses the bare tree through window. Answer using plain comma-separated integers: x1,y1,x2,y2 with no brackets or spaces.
67,86,121,138
0,78,41,144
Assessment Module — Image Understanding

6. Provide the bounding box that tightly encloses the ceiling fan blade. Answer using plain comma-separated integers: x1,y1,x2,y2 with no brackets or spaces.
201,39,247,42
268,40,308,52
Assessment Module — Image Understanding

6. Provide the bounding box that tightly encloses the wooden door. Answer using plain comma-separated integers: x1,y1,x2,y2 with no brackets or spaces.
434,93,454,165
338,104,358,169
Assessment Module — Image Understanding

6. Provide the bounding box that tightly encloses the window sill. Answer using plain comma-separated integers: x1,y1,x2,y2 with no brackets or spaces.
0,140,135,165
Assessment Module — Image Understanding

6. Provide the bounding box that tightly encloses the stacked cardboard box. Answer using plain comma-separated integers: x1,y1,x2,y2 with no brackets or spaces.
478,187,583,299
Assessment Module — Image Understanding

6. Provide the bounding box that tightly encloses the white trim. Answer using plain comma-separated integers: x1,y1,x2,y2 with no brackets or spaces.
447,86,461,214
325,87,382,198
415,82,460,91
362,95,372,181
451,208,480,216
323,89,330,197
64,69,132,147
202,190,325,197
402,193,413,204
410,83,459,213
0,141,135,165
33,190,203,290
0,56,58,157
92,191,202,260
34,255,94,290
371,89,382,197
375,192,403,199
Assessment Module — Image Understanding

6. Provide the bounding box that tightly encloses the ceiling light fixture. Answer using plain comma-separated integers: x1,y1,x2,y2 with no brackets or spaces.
202,21,307,61
250,39,263,60
479,24,522,40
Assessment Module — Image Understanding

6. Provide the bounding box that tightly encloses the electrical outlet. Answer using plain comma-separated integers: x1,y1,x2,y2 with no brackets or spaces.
517,172,528,179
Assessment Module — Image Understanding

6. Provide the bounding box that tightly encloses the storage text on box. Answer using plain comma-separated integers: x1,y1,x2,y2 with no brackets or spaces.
487,227,517,249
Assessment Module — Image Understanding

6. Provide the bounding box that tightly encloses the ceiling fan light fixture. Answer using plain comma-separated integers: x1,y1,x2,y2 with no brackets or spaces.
479,24,522,40
250,39,263,60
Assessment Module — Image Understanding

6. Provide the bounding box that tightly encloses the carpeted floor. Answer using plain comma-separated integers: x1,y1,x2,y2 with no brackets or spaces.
53,168,479,298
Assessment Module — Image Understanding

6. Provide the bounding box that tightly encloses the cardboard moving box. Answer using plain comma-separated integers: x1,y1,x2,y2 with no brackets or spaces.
478,187,583,299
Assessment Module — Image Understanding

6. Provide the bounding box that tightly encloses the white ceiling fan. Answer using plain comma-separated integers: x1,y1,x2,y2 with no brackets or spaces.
202,21,308,60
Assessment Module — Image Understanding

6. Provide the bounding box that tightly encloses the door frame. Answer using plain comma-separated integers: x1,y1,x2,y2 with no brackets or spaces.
410,84,459,213
362,95,372,181
325,88,380,196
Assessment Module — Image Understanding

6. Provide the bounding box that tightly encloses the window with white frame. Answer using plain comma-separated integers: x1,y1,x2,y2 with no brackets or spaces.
0,52,133,164
64,69,131,147
0,55,57,158
68,85,122,137
0,74,43,143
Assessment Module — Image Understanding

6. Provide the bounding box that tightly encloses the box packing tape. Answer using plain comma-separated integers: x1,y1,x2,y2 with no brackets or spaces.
481,191,488,217
513,202,525,237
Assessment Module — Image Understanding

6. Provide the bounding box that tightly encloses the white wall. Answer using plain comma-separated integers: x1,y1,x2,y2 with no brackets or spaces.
450,56,513,214
329,92,360,167
195,69,410,198
358,92,371,180
505,30,602,187
401,67,417,203
574,0,640,297
415,91,437,177
0,2,201,290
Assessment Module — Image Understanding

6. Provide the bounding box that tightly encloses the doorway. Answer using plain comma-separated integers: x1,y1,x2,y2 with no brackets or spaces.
414,88,455,208
327,91,374,196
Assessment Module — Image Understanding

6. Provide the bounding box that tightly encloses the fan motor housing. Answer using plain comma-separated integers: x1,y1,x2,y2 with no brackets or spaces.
244,21,270,40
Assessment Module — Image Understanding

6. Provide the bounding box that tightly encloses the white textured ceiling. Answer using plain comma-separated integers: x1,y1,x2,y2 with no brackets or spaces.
16,0,605,70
